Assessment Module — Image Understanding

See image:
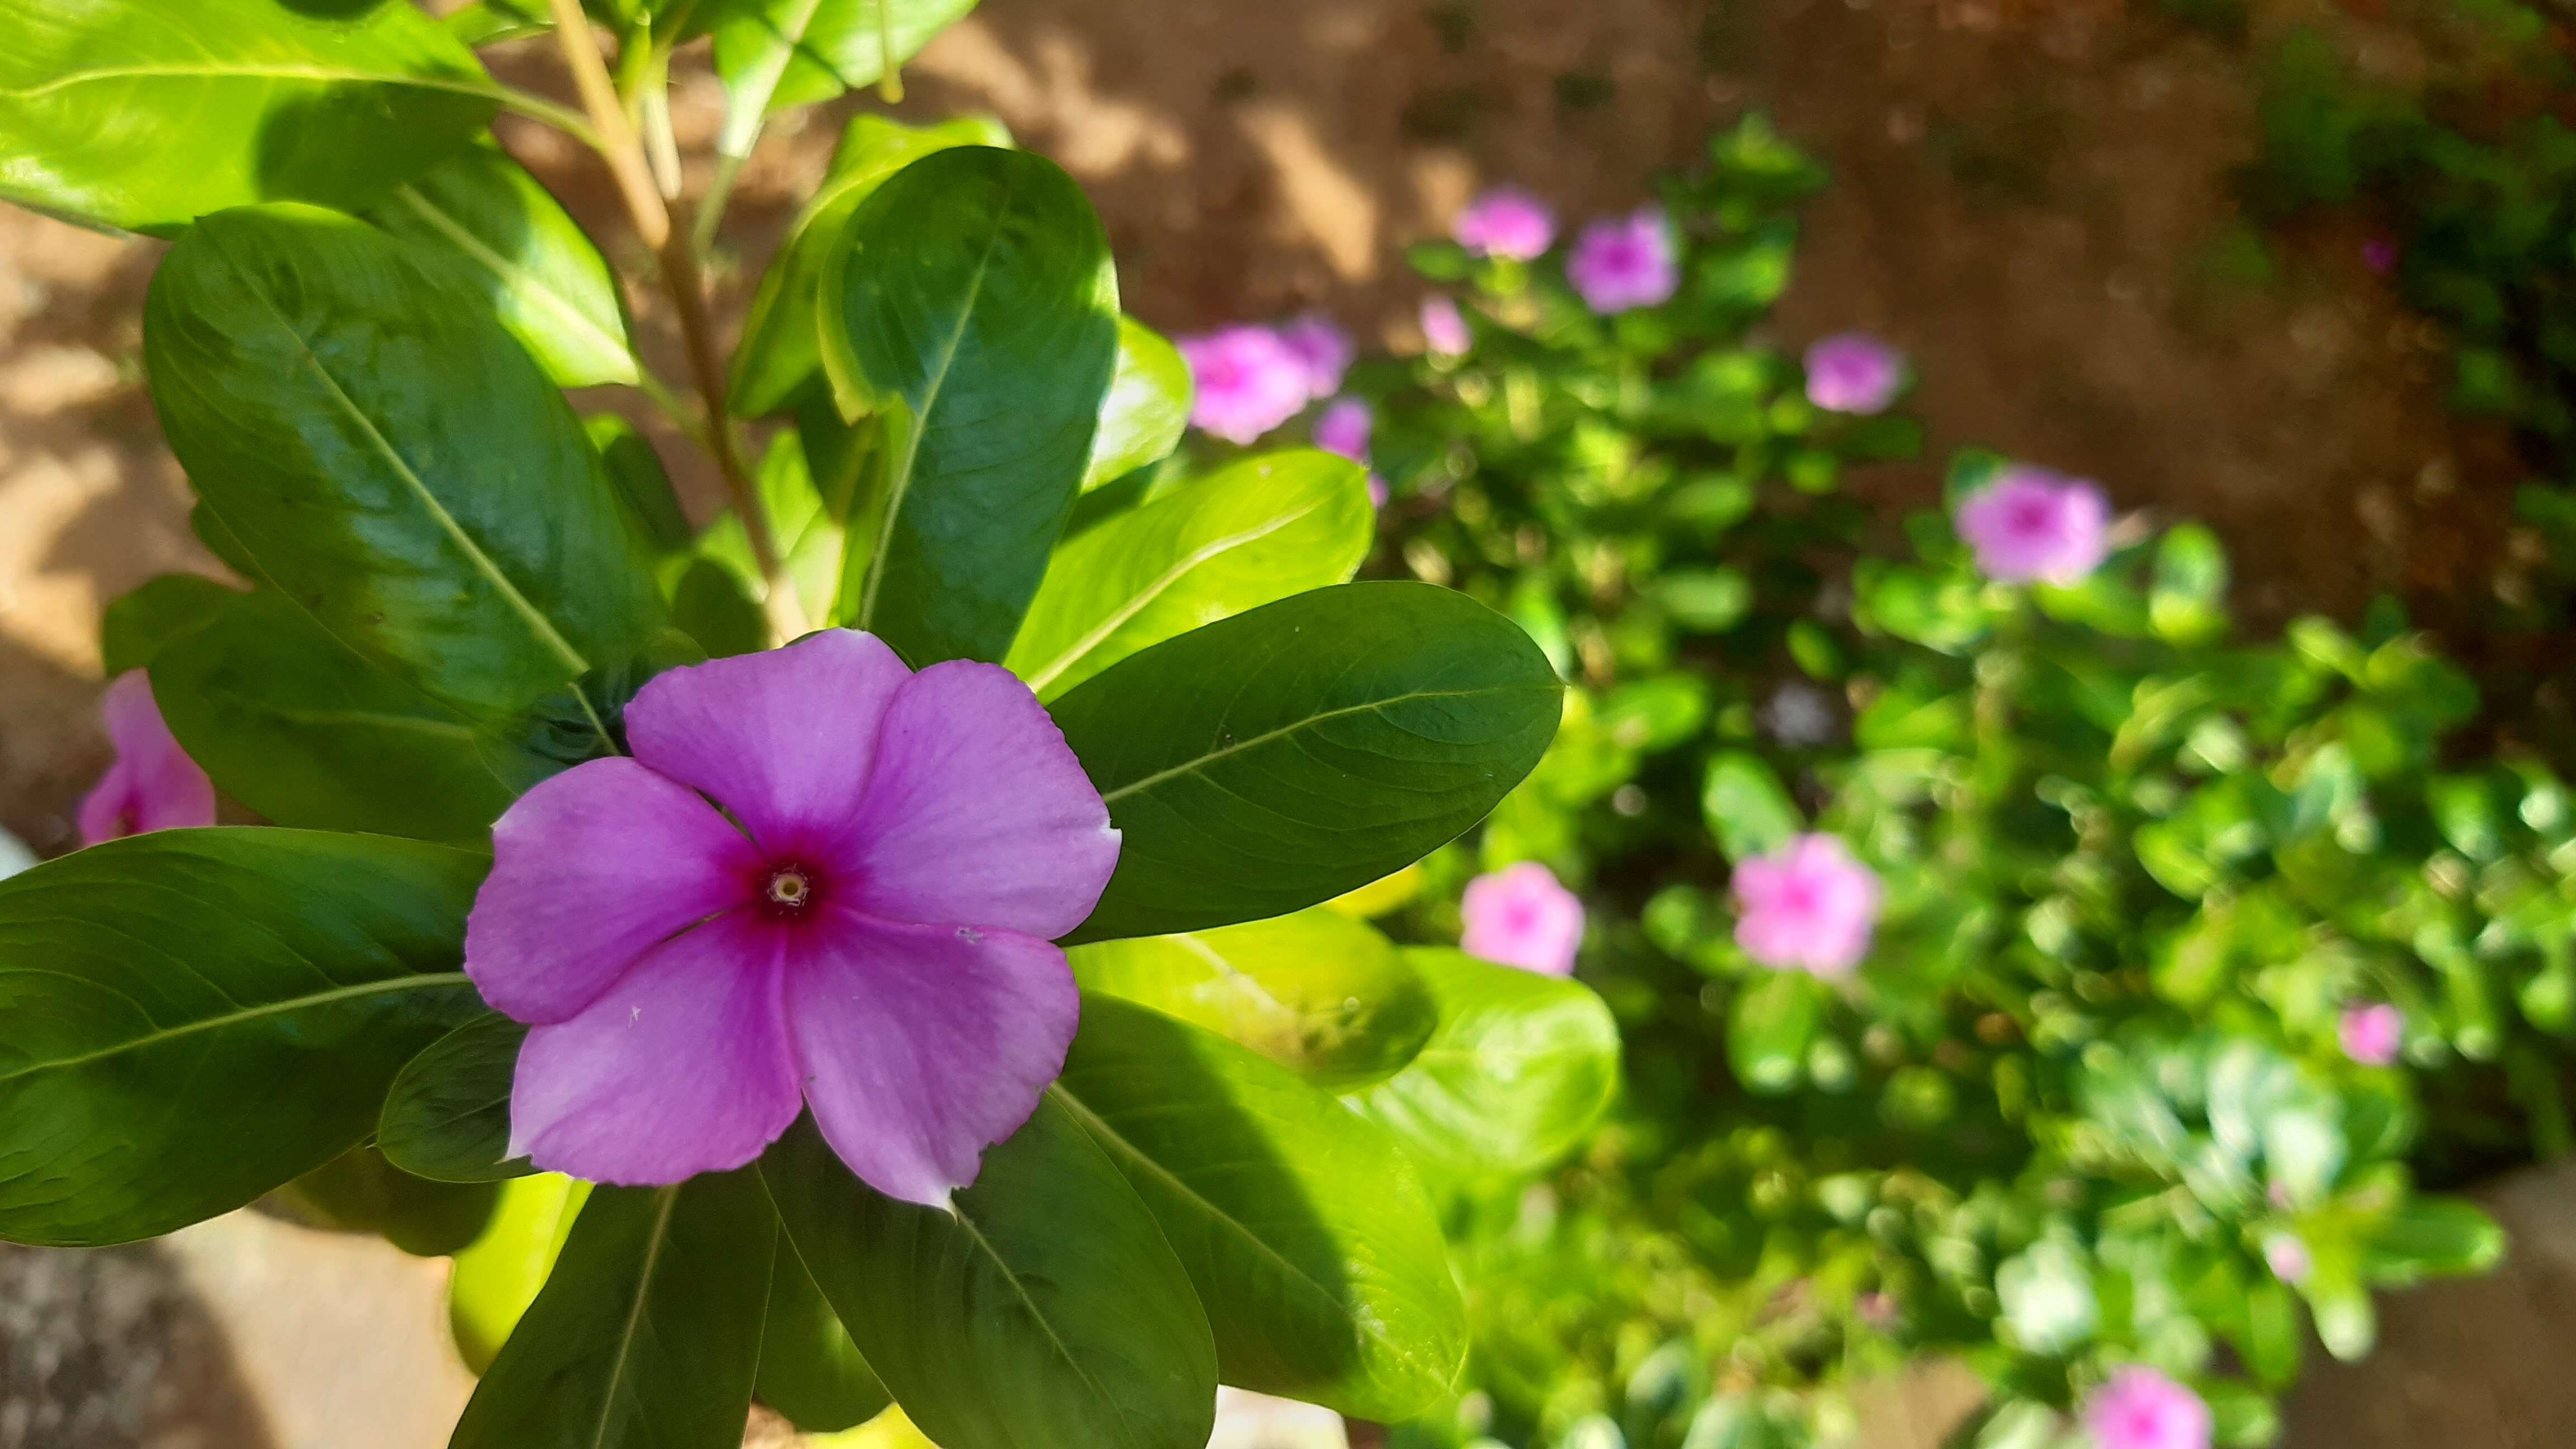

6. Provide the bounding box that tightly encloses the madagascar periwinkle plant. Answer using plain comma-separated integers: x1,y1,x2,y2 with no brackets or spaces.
1173,120,2555,1449
0,3,1634,1446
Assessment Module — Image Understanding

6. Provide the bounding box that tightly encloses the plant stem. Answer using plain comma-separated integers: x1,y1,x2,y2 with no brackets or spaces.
488,85,605,150
542,0,806,644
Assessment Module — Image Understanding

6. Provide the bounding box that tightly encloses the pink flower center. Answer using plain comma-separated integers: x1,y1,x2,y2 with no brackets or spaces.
2008,496,2054,534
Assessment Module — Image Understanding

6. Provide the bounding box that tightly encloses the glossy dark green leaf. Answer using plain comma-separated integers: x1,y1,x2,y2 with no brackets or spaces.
378,1012,532,1184
0,828,486,1247
587,414,690,555
370,143,636,389
1347,949,1620,1175
1006,450,1374,700
821,145,1120,665
671,558,768,659
757,1239,892,1433
278,1145,497,1257
704,0,980,153
99,572,237,676
144,203,662,726
1055,581,1561,943
449,1173,593,1374
730,112,1011,418
761,1106,1217,1449
451,1171,776,1449
0,0,496,235
1068,908,1436,1091
1083,316,1192,491
1055,995,1467,1418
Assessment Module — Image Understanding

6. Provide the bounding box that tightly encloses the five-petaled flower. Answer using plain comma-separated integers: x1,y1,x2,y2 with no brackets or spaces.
1954,466,2111,586
2081,1367,2212,1449
463,631,1120,1206
2340,1002,2403,1066
1732,832,1881,977
80,670,216,846
1566,206,1679,315
1803,332,1906,415
1461,862,1584,976
1452,187,1556,261
1177,325,1313,445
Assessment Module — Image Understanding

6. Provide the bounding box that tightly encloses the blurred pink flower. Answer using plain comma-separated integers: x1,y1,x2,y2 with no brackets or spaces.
1452,186,1556,260
2340,1003,2403,1066
1803,332,1906,415
1461,862,1584,976
1566,206,1679,314
2081,1368,2211,1449
1419,295,1471,356
79,671,215,846
1954,466,2110,585
2264,1233,2312,1285
1732,833,1881,977
1177,326,1311,444
1310,396,1388,506
1277,312,1354,399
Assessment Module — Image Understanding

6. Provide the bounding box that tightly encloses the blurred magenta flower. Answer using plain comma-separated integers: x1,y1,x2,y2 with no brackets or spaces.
1461,861,1584,976
1732,832,1880,977
465,630,1120,1204
1803,332,1906,414
1311,396,1386,506
1419,295,1471,356
2264,1232,2312,1285
1566,206,1679,314
1277,311,1355,398
2340,1002,2403,1066
2362,235,2399,276
79,670,216,846
1954,466,2110,585
1178,325,1312,444
2081,1368,2211,1449
1452,186,1556,260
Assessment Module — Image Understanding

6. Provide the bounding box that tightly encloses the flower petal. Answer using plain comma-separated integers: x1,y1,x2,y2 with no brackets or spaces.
623,629,912,856
79,671,216,844
508,910,800,1184
466,756,763,1024
835,660,1119,939
785,910,1078,1207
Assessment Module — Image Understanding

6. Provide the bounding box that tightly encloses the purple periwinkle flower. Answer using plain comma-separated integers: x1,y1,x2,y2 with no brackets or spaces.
1803,332,1906,415
464,631,1120,1205
1565,206,1679,315
2081,1368,2212,1449
2340,1002,2403,1066
79,670,216,846
1732,832,1881,977
1312,396,1372,463
1452,186,1556,261
1954,466,2111,585
1461,862,1584,976
1419,295,1471,357
1177,325,1313,445
2264,1233,2312,1285
1277,312,1355,399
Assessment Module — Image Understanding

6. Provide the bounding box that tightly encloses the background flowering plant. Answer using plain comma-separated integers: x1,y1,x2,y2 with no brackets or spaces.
0,3,1625,1447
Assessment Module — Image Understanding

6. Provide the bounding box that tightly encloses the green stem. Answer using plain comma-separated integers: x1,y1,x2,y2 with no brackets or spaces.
877,0,905,102
488,85,605,150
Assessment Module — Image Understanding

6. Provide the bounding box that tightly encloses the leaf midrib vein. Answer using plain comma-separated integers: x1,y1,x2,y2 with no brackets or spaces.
944,1191,1146,1449
588,1185,680,1449
388,183,632,381
0,972,470,1085
1098,682,1554,803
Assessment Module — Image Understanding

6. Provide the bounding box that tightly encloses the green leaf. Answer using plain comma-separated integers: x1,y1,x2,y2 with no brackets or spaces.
145,205,662,725
1083,316,1193,491
0,828,486,1247
2151,522,2231,645
821,145,1120,664
690,420,865,628
449,1173,592,1374
0,0,495,235
378,1012,532,1184
150,588,553,842
1006,449,1374,699
1068,908,1437,1091
445,1,555,46
277,1145,496,1257
1727,970,1822,1095
1054,995,1465,1418
2364,1196,2504,1283
99,572,236,675
761,1106,1218,1449
1701,750,1802,861
1055,581,1561,943
757,1237,892,1433
452,1172,776,1449
370,142,636,389
705,0,981,154
588,414,692,555
730,111,1011,418
1347,948,1620,1175
671,558,768,659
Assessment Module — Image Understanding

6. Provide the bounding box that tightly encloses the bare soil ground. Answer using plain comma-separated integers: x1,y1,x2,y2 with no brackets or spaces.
0,0,2559,1442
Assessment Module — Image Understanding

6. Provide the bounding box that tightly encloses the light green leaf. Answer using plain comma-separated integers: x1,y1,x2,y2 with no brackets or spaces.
1007,449,1373,699
1701,750,1801,861
1084,316,1193,490
449,1173,592,1374
0,0,496,235
705,0,981,154
1068,907,1436,1091
1727,970,1821,1095
0,829,486,1247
